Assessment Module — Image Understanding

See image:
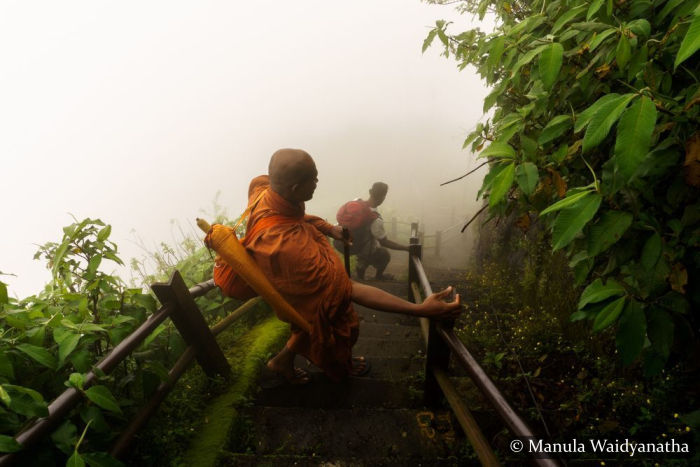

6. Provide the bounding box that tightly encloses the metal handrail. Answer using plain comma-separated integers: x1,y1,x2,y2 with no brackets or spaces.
409,225,560,467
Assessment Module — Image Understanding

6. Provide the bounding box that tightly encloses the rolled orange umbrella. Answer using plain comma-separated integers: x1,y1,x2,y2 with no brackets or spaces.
196,218,311,334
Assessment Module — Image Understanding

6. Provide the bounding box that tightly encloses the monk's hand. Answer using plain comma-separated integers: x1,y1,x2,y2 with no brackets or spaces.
331,225,352,245
419,286,461,319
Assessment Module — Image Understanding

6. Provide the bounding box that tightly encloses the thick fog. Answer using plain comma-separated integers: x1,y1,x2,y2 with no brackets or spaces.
1,1,491,298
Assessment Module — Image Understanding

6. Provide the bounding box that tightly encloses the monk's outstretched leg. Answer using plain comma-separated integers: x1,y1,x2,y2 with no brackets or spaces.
267,346,310,384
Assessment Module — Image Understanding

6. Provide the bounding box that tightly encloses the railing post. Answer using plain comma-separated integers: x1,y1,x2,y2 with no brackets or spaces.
435,230,442,258
151,271,230,378
408,222,421,302
424,320,454,407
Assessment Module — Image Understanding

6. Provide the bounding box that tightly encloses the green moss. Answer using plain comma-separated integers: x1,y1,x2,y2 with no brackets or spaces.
181,315,289,467
126,301,288,466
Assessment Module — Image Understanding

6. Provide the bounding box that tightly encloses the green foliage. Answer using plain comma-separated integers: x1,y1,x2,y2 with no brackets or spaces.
426,0,699,374
0,214,252,464
456,219,695,461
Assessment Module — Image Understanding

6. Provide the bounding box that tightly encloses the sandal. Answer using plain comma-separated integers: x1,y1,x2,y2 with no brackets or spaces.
349,356,371,377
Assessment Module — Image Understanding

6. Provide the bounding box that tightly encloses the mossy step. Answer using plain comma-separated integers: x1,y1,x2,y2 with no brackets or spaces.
216,451,475,466
253,375,422,409
180,315,290,467
229,407,461,459
356,321,423,340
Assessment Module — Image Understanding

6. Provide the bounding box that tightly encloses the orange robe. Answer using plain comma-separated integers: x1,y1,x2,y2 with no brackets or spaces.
213,175,359,381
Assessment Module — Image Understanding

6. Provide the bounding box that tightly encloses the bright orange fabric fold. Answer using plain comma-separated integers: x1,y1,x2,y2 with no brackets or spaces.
214,175,358,380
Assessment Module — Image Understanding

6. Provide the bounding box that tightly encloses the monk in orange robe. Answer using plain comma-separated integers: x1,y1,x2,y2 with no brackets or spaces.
214,148,461,383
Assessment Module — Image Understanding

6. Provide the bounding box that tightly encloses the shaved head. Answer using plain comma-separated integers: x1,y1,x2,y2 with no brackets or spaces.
268,148,318,203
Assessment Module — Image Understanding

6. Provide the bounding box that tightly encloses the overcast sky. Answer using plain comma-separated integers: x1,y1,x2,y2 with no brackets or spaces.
0,1,492,298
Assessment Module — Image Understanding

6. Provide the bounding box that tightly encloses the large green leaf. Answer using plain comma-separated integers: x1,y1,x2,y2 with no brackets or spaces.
552,5,587,34
479,162,510,199
579,278,626,309
508,14,546,36
51,241,71,279
615,34,631,69
587,211,633,257
613,96,657,181
488,163,515,207
540,189,594,215
486,36,506,73
593,296,626,331
84,385,122,414
538,115,571,145
67,451,86,467
588,28,617,52
582,93,636,153
58,334,82,365
616,300,646,365
641,232,662,269
495,113,523,135
552,193,602,250
16,343,56,370
510,44,549,77
516,162,539,195
587,0,605,20
479,142,516,159
675,8,700,70
0,385,10,406
4,384,48,417
539,43,564,88
574,93,621,133
97,225,111,242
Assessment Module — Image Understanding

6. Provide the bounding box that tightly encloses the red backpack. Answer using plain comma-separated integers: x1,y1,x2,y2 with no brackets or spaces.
336,200,378,230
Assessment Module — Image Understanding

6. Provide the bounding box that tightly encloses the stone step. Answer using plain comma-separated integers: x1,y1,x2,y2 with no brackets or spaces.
356,321,423,340
253,376,422,409
216,452,474,466
230,407,461,459
353,336,425,358
357,308,421,327
292,355,424,381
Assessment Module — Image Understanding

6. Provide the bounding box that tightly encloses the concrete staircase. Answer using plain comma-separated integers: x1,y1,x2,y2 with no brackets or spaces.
217,281,470,466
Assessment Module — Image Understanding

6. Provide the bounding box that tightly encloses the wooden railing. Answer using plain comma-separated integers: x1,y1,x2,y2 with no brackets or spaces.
0,271,263,466
408,222,560,467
